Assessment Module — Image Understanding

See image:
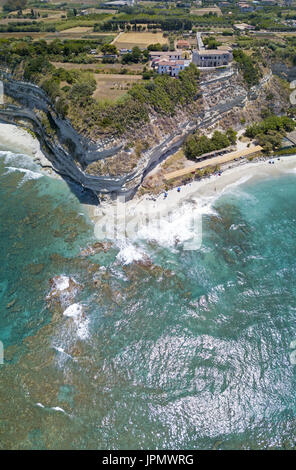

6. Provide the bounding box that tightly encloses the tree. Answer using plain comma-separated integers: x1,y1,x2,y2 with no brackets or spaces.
226,128,237,145
3,0,27,11
183,130,231,160
101,44,117,55
148,43,162,51
69,74,96,102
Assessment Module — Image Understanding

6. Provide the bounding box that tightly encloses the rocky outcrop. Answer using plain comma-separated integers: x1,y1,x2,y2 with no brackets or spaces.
271,62,296,82
0,67,275,200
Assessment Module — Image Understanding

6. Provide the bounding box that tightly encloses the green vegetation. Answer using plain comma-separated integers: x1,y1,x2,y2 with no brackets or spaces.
183,129,237,160
0,1,294,141
128,63,200,115
245,114,295,152
203,37,221,49
4,36,200,136
233,49,261,88
3,0,27,12
80,63,200,135
121,47,148,64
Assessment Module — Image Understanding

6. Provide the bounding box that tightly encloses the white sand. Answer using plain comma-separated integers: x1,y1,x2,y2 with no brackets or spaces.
88,154,296,235
85,154,296,264
0,122,59,178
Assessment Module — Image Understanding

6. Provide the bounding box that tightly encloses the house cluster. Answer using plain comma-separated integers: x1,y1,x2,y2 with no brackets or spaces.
150,51,191,77
149,31,233,76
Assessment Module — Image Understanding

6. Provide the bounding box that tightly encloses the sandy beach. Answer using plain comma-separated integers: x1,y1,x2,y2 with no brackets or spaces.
0,122,59,178
87,154,296,251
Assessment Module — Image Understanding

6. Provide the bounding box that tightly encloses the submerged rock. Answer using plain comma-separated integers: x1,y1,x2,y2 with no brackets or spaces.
46,275,80,305
27,263,44,276
80,241,112,257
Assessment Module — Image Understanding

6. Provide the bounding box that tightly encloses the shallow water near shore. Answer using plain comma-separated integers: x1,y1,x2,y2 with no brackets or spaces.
1,148,296,450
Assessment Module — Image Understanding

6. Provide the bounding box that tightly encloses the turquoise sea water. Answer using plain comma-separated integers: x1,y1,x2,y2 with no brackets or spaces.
0,149,296,449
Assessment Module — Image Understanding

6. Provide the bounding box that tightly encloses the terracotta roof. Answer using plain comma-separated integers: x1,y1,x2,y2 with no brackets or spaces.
158,61,174,66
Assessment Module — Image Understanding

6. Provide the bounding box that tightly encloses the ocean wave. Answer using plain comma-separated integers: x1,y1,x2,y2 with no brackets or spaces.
1,150,37,167
63,303,89,340
115,241,147,265
53,275,70,292
113,196,217,263
4,166,42,186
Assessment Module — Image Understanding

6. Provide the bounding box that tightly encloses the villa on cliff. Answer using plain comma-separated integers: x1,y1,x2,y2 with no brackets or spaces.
192,49,232,67
155,59,191,76
149,51,191,77
192,32,232,68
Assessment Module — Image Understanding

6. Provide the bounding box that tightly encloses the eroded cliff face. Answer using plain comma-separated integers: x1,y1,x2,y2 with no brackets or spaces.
0,67,289,200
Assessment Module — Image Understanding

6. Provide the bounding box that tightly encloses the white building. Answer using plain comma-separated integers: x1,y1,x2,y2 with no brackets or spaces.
149,51,182,61
192,49,232,67
156,59,191,77
193,31,232,68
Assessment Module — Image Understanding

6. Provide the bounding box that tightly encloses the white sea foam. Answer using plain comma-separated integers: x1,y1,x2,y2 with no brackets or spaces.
46,275,80,306
51,406,66,413
113,195,216,263
4,166,42,186
116,241,146,265
63,303,83,319
290,350,296,365
283,167,296,174
63,303,89,340
53,346,74,360
53,275,70,292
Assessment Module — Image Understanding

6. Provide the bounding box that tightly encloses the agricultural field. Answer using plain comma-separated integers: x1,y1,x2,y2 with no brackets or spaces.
0,31,46,38
92,73,142,102
6,7,65,18
58,26,93,34
113,31,168,49
190,7,222,17
52,61,144,74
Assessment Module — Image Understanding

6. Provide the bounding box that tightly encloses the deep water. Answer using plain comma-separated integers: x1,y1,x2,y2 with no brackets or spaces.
0,149,296,450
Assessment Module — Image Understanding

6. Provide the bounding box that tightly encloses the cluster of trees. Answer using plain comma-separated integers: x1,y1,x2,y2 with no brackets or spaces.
122,47,149,64
245,114,295,152
96,17,193,32
184,129,237,160
0,22,56,33
0,38,110,68
233,49,261,87
3,0,27,12
128,63,200,115
147,43,169,52
203,37,221,50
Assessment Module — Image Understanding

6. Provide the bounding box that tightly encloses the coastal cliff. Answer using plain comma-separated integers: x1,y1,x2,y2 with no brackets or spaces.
0,67,289,200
